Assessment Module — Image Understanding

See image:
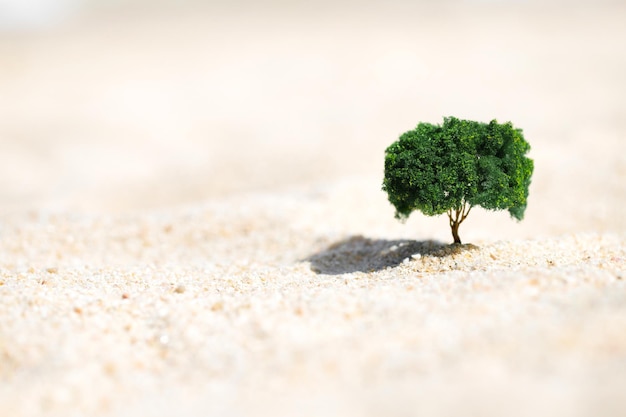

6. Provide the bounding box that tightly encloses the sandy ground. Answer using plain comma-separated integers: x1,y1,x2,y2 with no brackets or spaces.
1,1,625,416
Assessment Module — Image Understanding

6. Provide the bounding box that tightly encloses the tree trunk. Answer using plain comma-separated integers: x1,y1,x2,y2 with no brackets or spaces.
448,203,471,245
451,221,461,244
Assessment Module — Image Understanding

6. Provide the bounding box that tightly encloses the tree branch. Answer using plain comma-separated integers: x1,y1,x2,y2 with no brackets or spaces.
460,202,472,223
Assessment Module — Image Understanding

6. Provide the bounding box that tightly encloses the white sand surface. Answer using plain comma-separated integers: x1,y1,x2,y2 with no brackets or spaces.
1,1,625,416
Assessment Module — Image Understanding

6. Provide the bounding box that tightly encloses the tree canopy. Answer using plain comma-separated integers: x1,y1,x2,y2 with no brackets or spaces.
382,116,534,244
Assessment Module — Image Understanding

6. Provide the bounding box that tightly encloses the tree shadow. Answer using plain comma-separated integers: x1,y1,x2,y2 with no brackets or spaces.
307,235,477,275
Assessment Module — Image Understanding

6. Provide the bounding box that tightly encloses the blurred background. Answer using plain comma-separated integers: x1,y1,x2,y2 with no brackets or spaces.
0,0,624,232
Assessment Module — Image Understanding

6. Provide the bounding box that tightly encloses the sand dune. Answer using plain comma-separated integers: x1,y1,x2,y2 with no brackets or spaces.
1,177,625,417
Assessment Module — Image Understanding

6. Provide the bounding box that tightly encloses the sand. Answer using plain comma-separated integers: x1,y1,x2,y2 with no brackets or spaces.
1,2,625,416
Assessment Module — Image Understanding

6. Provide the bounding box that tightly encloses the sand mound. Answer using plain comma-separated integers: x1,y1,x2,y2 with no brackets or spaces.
1,182,624,417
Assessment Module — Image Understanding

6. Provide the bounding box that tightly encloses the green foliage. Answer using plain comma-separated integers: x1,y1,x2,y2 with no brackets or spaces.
383,117,533,242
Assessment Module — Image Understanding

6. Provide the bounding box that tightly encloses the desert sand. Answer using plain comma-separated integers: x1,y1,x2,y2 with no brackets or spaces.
0,1,625,416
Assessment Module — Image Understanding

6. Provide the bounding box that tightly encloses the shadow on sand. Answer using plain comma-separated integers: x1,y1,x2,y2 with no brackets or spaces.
307,235,477,275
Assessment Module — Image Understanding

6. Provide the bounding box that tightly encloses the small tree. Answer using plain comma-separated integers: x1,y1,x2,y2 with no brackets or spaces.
382,116,534,244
